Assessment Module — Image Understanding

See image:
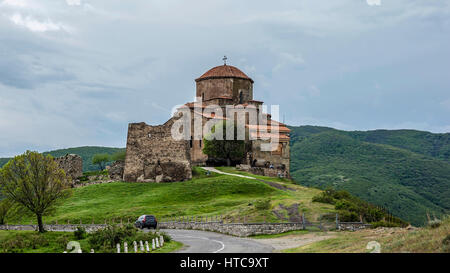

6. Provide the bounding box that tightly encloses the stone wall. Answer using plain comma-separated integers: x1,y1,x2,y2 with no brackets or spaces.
123,118,192,182
55,154,83,182
159,221,304,237
196,78,253,105
109,160,124,180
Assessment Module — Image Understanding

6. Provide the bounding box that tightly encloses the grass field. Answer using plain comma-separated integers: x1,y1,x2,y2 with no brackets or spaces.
5,168,334,225
282,217,450,253
0,230,182,253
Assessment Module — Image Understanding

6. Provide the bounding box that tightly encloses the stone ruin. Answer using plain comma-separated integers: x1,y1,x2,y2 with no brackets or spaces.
123,119,192,183
109,160,125,181
54,154,83,184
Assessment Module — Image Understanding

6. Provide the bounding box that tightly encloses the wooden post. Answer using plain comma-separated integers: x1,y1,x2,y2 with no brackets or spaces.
160,235,164,247
139,241,144,252
156,237,160,248
90,249,95,253
133,241,138,253
80,219,82,225
336,213,339,230
116,243,121,253
145,241,150,252
124,242,128,253
92,217,94,225
152,239,156,250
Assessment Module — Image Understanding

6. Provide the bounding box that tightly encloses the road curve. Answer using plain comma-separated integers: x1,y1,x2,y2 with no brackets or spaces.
150,229,274,253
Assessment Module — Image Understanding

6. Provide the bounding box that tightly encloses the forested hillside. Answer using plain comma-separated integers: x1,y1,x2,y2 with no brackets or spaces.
0,146,125,172
289,126,450,226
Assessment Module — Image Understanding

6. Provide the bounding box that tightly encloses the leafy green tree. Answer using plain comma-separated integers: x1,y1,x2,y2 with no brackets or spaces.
0,199,13,225
0,151,72,232
111,150,126,162
92,154,110,170
203,121,245,166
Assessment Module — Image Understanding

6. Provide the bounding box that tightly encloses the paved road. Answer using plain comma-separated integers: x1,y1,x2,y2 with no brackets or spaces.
147,229,273,253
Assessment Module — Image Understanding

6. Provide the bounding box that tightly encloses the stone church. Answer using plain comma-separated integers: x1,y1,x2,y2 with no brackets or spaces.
123,61,290,182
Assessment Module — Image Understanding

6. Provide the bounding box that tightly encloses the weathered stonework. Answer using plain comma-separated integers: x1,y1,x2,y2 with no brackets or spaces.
123,118,192,182
55,154,83,182
124,63,290,182
109,160,125,180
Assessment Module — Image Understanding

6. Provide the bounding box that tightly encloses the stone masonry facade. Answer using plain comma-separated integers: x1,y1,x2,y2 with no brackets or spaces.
124,62,290,182
123,118,192,182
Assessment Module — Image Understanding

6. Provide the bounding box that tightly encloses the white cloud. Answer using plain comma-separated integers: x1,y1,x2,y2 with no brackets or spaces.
1,0,28,8
66,0,81,6
366,0,381,6
9,13,65,32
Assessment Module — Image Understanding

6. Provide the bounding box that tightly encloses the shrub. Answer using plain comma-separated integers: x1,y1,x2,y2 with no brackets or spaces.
442,235,450,253
88,224,170,252
312,193,335,204
0,233,49,253
74,226,87,240
254,199,271,210
370,221,403,228
338,210,359,222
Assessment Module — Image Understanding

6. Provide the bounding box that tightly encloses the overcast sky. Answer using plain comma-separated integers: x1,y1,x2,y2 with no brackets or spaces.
0,0,449,157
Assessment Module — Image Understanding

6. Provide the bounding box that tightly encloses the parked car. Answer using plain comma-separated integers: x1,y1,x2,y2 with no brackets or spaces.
135,215,158,229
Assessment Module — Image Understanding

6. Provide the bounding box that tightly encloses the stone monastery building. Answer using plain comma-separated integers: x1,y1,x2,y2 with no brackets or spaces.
123,62,290,182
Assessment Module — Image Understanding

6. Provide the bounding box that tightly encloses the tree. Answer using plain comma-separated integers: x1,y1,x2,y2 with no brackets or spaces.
92,153,110,170
0,199,13,225
203,121,245,166
0,151,72,232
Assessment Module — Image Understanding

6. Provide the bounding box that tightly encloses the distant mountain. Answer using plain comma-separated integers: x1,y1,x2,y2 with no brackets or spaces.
0,146,125,172
289,126,450,226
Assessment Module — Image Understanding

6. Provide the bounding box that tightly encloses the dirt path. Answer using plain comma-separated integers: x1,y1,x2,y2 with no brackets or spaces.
201,167,296,191
251,232,337,251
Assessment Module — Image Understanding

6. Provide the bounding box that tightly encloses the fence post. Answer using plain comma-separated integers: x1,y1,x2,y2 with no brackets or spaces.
90,249,95,253
139,240,144,252
156,237,160,248
160,235,164,247
152,239,156,250
133,241,138,253
124,242,128,253
116,243,121,253
336,213,339,230
145,241,150,252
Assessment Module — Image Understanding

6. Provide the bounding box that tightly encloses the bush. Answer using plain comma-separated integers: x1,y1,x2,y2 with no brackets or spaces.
428,219,442,229
442,235,450,253
370,221,403,228
254,199,271,210
88,224,169,252
74,226,87,240
338,210,359,222
0,233,49,253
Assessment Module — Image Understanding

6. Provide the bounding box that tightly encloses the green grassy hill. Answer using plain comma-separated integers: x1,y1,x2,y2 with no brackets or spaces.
289,126,450,226
0,146,125,172
5,169,335,225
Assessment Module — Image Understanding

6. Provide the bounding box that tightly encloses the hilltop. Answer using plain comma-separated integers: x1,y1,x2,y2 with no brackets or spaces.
0,146,125,172
289,126,450,226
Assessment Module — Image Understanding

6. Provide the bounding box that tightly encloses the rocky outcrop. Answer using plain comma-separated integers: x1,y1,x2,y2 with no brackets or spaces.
109,160,125,181
55,154,83,182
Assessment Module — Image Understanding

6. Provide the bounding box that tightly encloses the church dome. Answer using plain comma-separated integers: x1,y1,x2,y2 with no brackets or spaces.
195,65,254,83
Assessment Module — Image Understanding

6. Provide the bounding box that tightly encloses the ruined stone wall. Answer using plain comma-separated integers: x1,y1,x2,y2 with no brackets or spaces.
123,118,192,182
55,154,83,182
251,140,290,174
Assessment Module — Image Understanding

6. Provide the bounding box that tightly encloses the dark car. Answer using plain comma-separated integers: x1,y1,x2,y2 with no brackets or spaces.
135,215,158,229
